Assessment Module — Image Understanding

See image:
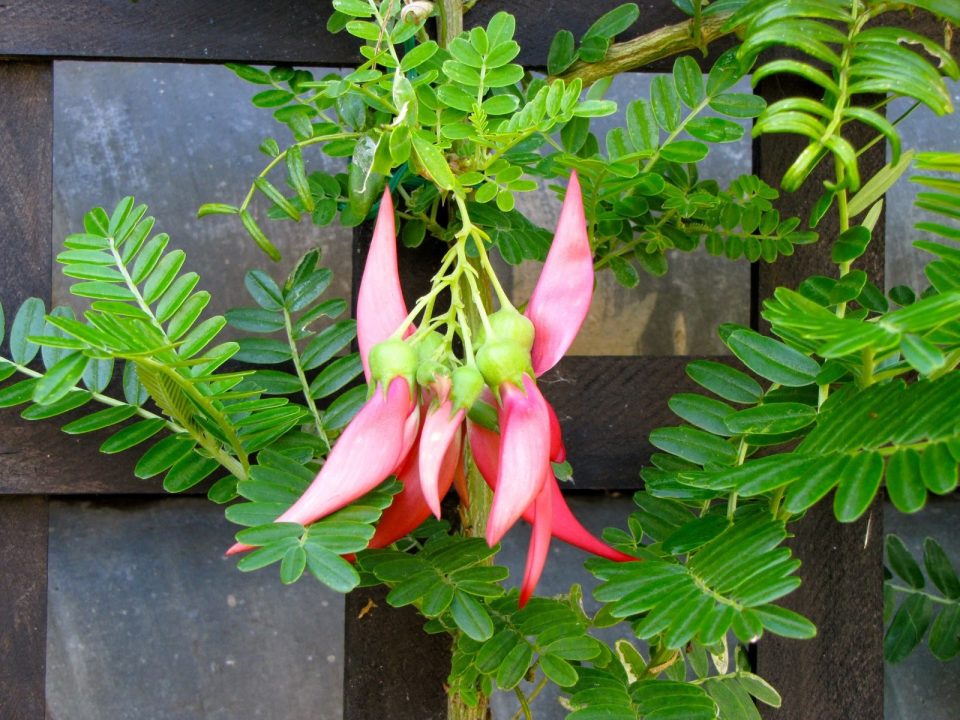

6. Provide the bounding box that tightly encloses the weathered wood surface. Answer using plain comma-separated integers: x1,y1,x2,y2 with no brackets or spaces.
0,1,723,71
753,74,885,720
0,496,48,720
0,62,52,354
343,584,451,720
0,61,51,720
0,355,704,494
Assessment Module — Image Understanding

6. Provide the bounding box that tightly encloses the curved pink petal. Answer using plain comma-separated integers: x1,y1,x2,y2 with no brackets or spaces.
546,399,566,463
526,171,593,376
357,191,410,381
419,400,466,518
226,376,415,555
467,420,632,562
545,477,634,562
368,422,461,549
486,375,551,546
519,480,553,607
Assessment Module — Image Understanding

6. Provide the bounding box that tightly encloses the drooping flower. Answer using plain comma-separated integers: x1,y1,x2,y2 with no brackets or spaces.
229,174,632,607
227,374,419,555
525,171,593,376
368,416,463,549
467,419,632,562
357,191,411,381
485,374,552,546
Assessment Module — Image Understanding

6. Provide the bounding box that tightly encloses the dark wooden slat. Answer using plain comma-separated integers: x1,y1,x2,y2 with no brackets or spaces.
0,404,167,494
541,355,707,490
0,0,722,70
0,496,48,720
0,61,52,354
0,355,708,494
343,585,450,720
753,75,885,720
0,60,53,720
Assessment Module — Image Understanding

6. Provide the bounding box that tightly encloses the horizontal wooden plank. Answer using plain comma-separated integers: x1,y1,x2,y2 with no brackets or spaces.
0,1,714,70
542,355,707,490
0,355,709,494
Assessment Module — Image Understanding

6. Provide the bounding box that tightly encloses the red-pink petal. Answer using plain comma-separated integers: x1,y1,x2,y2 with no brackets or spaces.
419,400,466,518
357,191,410,381
485,375,551,546
526,172,593,376
368,421,461,549
545,477,634,562
546,399,566,463
275,376,414,526
467,420,632,562
519,480,553,607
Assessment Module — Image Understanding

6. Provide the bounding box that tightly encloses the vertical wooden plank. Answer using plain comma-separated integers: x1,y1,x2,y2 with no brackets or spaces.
0,61,53,330
0,497,49,720
753,75,885,719
0,59,53,720
343,218,450,720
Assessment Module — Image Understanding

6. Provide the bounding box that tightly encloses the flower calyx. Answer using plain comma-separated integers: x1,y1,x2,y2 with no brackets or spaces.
476,339,533,394
369,338,418,392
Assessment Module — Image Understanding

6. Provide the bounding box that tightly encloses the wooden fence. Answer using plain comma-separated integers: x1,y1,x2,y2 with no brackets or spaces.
4,1,945,717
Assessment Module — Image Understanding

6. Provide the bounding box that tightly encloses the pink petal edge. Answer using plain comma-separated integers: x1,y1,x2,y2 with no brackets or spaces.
419,400,466,518
526,171,594,376
519,480,553,607
226,376,415,556
485,376,551,546
357,191,411,381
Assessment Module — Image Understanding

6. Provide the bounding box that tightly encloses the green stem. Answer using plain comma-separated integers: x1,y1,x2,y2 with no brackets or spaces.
107,233,250,476
641,97,711,173
887,584,958,606
3,358,185,434
239,132,359,213
282,306,329,445
436,0,464,48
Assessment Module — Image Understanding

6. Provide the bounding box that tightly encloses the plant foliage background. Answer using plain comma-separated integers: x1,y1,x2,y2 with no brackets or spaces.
2,1,960,718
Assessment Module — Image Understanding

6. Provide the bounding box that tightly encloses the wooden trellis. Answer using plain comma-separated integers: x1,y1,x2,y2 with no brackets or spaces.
4,2,948,717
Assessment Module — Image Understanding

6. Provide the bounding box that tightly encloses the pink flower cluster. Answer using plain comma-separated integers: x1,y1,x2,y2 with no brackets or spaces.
230,174,631,604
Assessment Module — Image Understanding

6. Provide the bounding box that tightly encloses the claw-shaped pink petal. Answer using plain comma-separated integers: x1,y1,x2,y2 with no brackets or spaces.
368,417,461,549
519,479,553,607
485,375,551,547
357,191,410,381
546,399,566,463
467,420,632,562
526,172,593,376
419,400,466,518
226,376,416,556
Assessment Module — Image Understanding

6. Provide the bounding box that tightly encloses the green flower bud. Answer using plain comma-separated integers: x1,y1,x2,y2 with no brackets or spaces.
451,365,484,410
369,339,418,388
476,339,531,391
488,309,535,351
415,331,445,362
416,359,449,387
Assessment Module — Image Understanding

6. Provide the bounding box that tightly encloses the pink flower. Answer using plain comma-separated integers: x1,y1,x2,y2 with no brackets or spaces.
526,171,593,376
228,193,417,556
227,375,419,555
368,416,463,549
229,175,633,608
357,191,411,381
468,420,632,563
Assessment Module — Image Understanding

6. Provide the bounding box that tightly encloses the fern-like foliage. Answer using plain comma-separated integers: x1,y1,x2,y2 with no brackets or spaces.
731,0,959,192
884,534,960,662
0,198,385,589
540,51,818,284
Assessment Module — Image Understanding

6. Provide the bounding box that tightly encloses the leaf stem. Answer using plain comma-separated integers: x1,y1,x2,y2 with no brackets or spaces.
282,306,329,446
